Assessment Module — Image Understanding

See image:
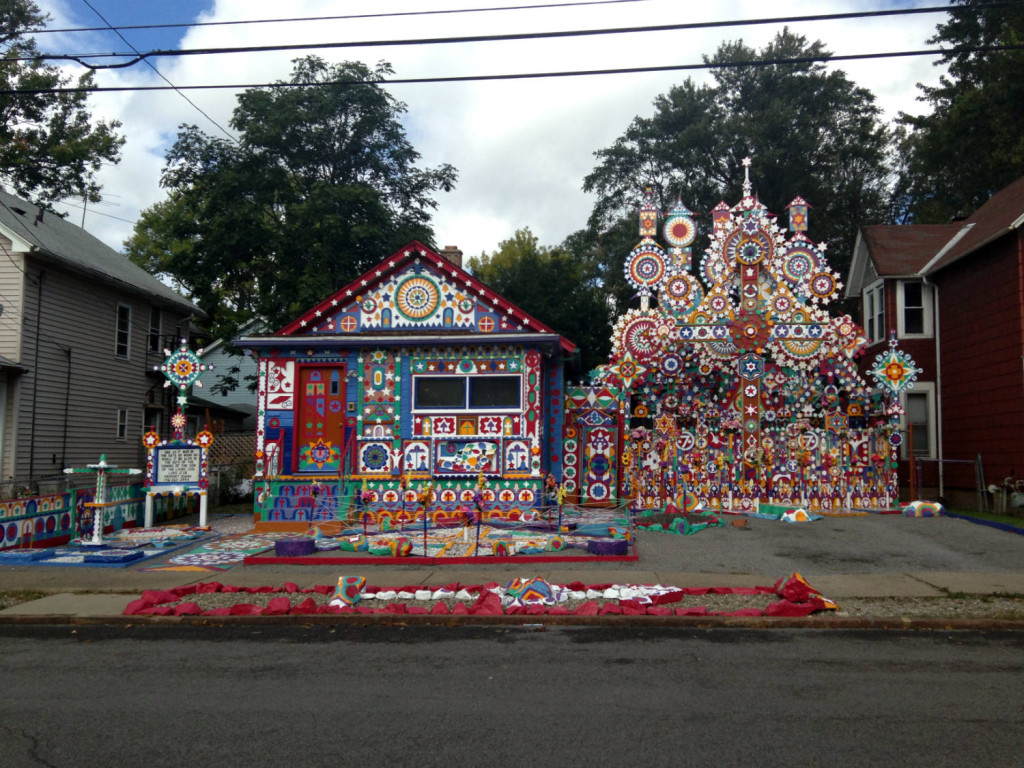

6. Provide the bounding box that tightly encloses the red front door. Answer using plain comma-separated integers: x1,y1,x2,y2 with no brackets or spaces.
295,365,347,473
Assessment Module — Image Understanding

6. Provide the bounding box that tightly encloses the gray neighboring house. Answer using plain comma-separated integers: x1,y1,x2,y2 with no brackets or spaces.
196,319,263,433
0,189,200,488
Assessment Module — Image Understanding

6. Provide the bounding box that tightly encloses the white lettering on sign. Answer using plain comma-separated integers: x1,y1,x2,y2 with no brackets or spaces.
154,447,202,484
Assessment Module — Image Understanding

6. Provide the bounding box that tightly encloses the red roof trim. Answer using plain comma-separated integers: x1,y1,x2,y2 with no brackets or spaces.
274,240,575,353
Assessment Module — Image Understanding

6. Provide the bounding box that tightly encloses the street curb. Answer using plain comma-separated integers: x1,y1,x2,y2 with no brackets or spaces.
2,613,1024,631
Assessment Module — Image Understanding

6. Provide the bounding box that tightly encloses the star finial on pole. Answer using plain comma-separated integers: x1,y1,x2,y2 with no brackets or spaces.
742,156,753,197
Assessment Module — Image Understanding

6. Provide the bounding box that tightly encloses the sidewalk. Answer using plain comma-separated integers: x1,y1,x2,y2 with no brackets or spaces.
2,511,1024,626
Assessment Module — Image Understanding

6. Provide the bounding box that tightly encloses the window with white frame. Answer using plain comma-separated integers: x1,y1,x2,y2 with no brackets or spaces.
864,282,885,343
115,304,131,359
413,375,521,411
148,306,162,353
902,384,935,459
897,280,933,338
116,408,129,441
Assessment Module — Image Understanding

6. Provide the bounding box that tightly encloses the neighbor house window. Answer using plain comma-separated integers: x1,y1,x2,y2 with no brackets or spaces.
897,280,933,338
116,409,129,441
115,304,131,359
148,306,162,353
902,384,935,459
413,375,521,410
864,282,885,344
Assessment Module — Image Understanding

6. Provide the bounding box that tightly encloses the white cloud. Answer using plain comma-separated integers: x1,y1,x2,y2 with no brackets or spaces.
30,0,946,257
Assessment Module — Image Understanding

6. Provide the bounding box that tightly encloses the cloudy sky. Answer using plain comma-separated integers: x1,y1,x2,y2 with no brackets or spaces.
31,0,947,260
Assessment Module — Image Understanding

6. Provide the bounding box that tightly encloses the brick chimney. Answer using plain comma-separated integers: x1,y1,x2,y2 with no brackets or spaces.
438,245,463,268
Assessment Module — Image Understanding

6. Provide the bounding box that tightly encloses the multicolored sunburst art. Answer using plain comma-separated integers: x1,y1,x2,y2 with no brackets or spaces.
869,333,922,396
301,439,341,470
157,341,210,391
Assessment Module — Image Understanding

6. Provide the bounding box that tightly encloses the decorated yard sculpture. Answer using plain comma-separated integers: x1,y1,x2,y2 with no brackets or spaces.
566,159,918,512
142,340,214,527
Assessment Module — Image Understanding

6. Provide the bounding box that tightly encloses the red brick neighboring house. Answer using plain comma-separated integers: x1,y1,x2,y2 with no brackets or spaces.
846,176,1024,506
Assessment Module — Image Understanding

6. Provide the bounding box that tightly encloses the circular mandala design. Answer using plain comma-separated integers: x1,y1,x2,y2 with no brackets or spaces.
661,353,683,375
361,297,377,313
395,276,440,320
664,215,696,247
809,273,837,299
726,229,774,266
622,317,662,360
783,247,816,282
772,295,793,315
361,444,389,470
627,249,667,288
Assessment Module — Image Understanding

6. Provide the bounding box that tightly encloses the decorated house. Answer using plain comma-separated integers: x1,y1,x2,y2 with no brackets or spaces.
237,242,575,531
847,174,1024,506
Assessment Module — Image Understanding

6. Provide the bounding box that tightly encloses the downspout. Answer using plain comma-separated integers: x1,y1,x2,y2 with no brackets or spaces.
923,275,943,499
27,270,44,481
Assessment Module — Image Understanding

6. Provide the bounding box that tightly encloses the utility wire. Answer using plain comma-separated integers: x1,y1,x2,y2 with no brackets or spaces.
3,43,1022,95
79,0,237,143
13,4,1024,69
31,0,653,36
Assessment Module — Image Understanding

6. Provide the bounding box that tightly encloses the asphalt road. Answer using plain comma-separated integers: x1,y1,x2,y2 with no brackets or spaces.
2,625,1022,767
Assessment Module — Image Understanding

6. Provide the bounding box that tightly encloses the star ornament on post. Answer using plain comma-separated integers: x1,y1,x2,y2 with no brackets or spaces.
156,340,212,407
869,332,921,397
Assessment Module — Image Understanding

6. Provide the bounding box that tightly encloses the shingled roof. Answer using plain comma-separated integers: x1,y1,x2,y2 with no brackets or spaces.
0,188,197,312
920,175,1024,275
860,224,960,276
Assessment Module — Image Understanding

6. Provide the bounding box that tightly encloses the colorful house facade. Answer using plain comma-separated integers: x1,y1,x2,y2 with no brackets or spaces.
238,242,575,531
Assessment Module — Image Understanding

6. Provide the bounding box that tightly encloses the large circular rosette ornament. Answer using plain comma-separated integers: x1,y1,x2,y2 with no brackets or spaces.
663,200,697,247
807,269,842,305
659,268,703,315
728,311,773,354
611,309,668,363
625,240,668,292
724,227,775,266
776,241,822,288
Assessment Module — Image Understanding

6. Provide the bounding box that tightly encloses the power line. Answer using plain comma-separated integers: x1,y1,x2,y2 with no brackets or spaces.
15,4,1024,70
3,44,1023,95
31,0,653,36
78,0,237,143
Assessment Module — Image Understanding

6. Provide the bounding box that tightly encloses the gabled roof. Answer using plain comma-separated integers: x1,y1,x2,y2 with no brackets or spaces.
860,224,960,276
275,240,575,353
920,175,1024,274
0,188,197,312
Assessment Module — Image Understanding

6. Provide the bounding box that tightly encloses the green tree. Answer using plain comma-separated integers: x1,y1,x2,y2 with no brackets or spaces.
897,1,1024,223
467,228,612,375
583,29,893,303
0,0,124,207
127,56,457,345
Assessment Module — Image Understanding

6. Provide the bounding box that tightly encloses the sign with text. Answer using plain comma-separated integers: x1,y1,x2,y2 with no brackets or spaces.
153,446,203,485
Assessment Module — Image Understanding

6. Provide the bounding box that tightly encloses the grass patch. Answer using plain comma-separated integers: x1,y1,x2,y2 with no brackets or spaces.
0,589,46,610
949,509,1024,527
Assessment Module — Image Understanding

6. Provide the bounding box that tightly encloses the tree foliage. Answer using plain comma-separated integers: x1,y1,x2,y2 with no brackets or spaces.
127,57,457,344
0,0,124,208
467,228,612,375
896,1,1024,223
582,29,893,310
